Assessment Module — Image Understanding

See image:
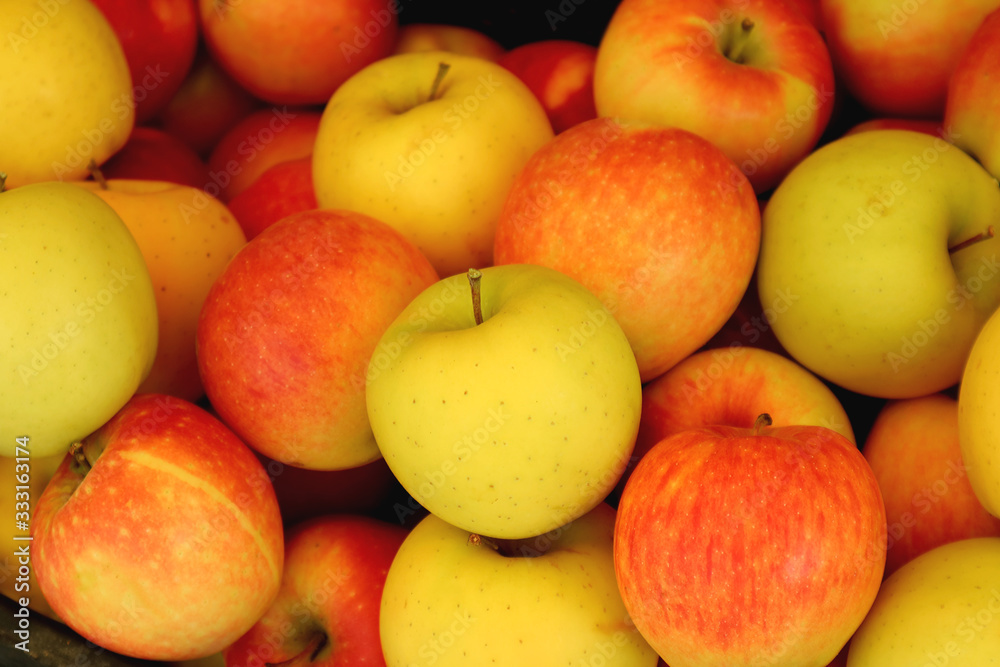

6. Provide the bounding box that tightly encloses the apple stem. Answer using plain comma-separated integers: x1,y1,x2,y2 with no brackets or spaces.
429,62,451,101
727,18,755,64
948,226,995,254
0,172,7,193
753,413,773,435
87,159,109,190
468,268,484,325
69,441,92,474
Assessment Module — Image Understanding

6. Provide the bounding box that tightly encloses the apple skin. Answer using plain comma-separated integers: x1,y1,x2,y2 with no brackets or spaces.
366,264,642,540
89,0,199,123
958,304,1000,518
944,6,1000,181
757,129,1000,399
820,0,1000,118
224,514,406,667
198,0,398,105
845,537,1000,665
311,50,554,278
493,118,760,383
497,39,598,134
613,345,856,499
225,157,318,241
842,117,944,137
379,503,659,667
593,0,836,193
615,421,886,667
862,393,1000,577
32,394,284,661
393,22,506,61
1,0,134,188
206,107,322,202
99,125,212,189
154,46,264,158
70,178,248,403
0,182,158,459
197,208,439,471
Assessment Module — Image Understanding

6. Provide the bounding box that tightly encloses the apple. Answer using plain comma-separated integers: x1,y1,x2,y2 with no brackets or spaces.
366,264,642,540
207,107,322,202
311,50,554,278
154,46,264,157
845,537,1000,665
958,302,1000,519
863,393,1000,576
820,0,1000,118
616,345,856,497
224,514,406,667
380,503,659,667
225,157,317,241
70,176,248,403
98,125,212,189
0,181,158,459
944,6,1000,181
1,0,134,188
197,207,439,471
696,270,791,356
756,129,1000,399
198,0,398,105
32,393,284,661
593,0,836,193
493,118,760,383
89,0,199,123
615,417,886,667
393,22,506,61
842,117,944,137
497,39,598,134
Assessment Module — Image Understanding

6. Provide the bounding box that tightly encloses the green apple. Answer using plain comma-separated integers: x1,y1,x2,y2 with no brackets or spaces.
311,50,554,278
846,537,1000,666
958,304,1000,518
379,503,659,667
0,181,158,458
757,129,1000,399
366,264,642,540
1,0,134,188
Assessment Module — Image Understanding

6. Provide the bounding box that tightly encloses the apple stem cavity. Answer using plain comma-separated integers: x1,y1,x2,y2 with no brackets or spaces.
468,268,484,325
753,413,773,435
949,226,996,254
87,159,109,190
726,18,756,64
468,532,553,558
429,62,451,102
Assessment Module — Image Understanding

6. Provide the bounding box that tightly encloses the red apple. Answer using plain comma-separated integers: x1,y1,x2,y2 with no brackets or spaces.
225,157,317,241
862,393,1000,577
497,39,597,134
89,0,199,123
32,394,284,661
196,208,439,472
944,6,1000,181
593,0,836,193
493,117,760,383
223,514,407,667
206,107,322,202
99,125,212,189
392,22,506,61
198,0,398,105
615,417,886,666
154,47,263,158
820,0,1000,118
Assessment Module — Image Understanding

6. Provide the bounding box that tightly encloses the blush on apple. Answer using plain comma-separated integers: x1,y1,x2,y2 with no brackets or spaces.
225,157,317,241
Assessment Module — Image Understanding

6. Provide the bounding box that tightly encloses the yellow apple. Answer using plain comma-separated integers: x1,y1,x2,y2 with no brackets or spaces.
1,0,134,188
846,537,1000,665
71,178,248,402
312,50,554,278
0,181,158,458
958,304,1000,518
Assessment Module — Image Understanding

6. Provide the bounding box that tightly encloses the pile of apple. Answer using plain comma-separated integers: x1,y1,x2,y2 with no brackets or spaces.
4,0,1000,665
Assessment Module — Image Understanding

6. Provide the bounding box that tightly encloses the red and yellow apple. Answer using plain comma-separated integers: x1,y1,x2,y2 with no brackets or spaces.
393,23,506,61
